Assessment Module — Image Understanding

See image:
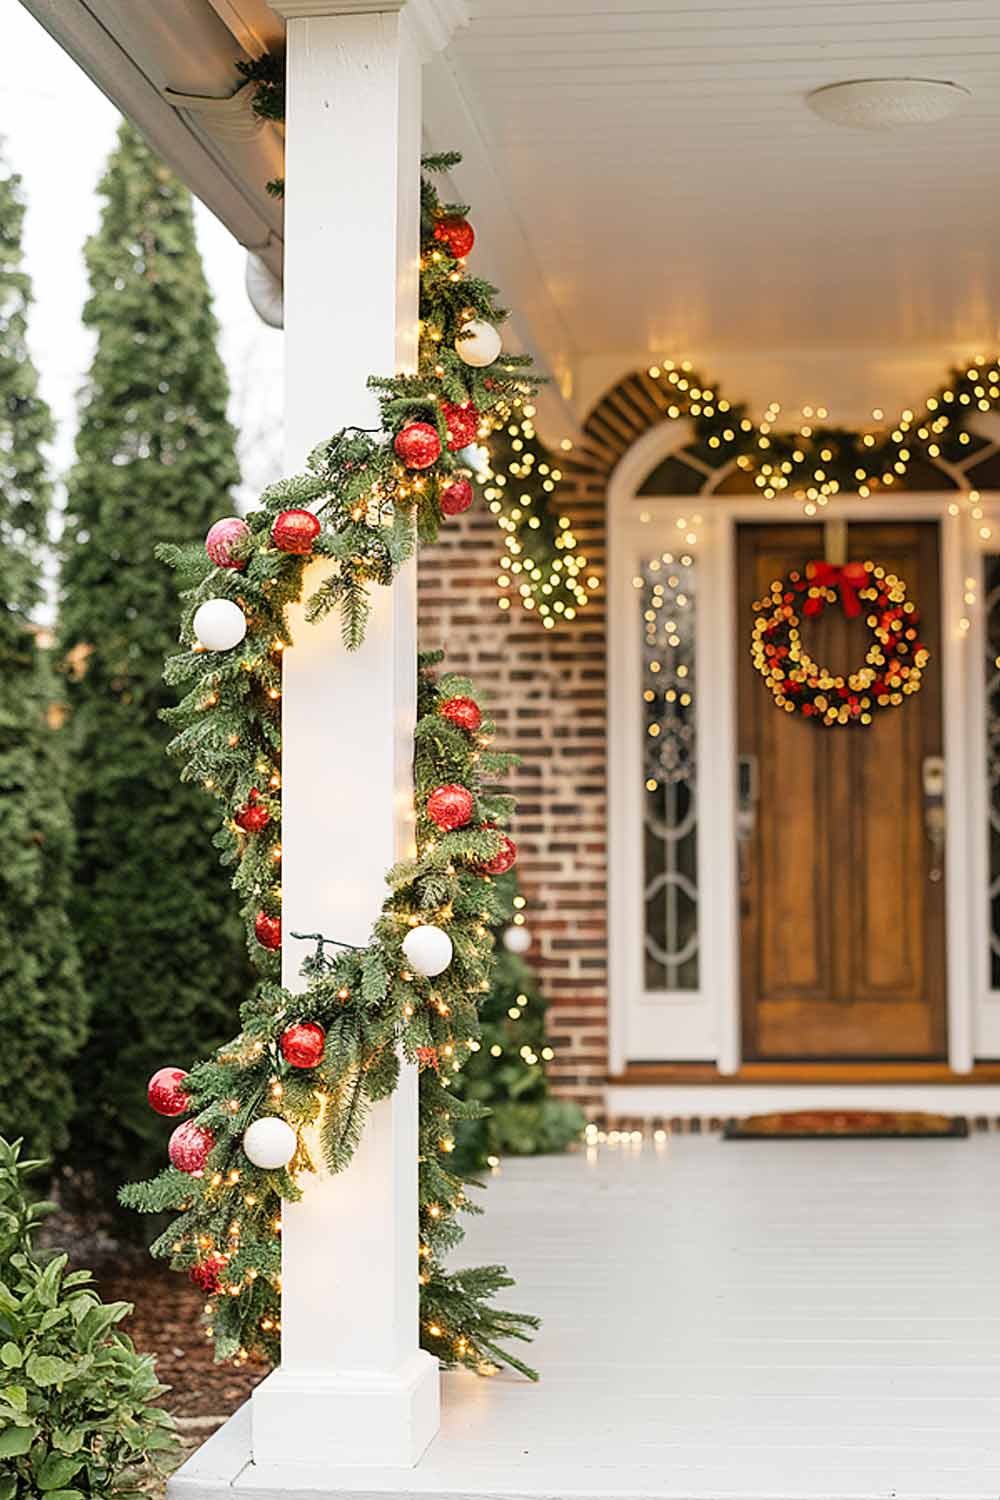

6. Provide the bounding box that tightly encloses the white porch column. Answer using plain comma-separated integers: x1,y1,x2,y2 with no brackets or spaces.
249,1,460,1473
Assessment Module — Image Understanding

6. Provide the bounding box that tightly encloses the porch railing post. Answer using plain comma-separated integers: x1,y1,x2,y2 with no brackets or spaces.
249,1,456,1472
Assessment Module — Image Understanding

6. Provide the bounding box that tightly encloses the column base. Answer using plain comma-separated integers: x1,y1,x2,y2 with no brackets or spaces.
169,1353,439,1496
252,1352,439,1469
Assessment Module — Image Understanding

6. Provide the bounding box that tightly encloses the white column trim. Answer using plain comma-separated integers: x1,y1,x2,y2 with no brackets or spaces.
269,0,468,58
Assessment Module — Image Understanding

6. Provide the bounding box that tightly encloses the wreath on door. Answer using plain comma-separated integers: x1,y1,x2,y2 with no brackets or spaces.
750,559,929,725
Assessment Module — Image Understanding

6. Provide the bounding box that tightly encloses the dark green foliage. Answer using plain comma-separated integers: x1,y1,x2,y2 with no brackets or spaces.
452,872,584,1173
0,1137,178,1498
57,122,252,1211
0,151,88,1161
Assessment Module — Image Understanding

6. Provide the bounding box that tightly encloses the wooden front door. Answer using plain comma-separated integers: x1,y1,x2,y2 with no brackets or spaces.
736,522,946,1059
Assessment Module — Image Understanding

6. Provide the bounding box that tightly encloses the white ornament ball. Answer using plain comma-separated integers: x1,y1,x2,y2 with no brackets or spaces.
402,923,454,977
503,924,532,955
242,1116,297,1170
455,319,502,368
193,598,247,652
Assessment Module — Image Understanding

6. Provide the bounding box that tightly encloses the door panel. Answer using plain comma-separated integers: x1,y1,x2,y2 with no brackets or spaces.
737,522,945,1059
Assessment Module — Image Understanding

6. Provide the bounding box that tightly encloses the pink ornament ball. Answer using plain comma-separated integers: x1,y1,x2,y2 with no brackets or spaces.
205,517,250,570
168,1120,215,1175
440,478,473,517
148,1066,191,1118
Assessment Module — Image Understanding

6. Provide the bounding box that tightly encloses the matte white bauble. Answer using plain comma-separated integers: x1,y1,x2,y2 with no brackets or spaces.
193,598,247,652
503,924,531,955
242,1116,297,1170
455,319,502,368
402,923,454,977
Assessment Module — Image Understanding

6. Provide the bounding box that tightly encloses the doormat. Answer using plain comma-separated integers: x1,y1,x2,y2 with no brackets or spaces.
723,1109,968,1140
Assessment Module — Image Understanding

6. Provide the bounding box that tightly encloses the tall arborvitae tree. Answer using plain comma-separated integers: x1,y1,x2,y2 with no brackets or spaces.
58,121,252,1211
0,150,88,1159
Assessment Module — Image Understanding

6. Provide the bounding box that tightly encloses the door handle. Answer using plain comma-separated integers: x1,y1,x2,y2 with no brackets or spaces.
922,755,945,884
736,754,758,886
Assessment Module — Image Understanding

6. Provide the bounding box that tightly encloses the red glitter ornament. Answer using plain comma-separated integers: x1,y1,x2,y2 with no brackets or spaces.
147,1066,190,1118
440,477,473,517
272,508,321,555
255,911,281,950
432,215,475,259
235,789,270,834
480,832,518,877
416,1046,440,1072
168,1120,215,1175
280,1021,326,1069
440,695,481,734
189,1254,227,1294
441,400,479,452
394,421,441,470
427,783,474,831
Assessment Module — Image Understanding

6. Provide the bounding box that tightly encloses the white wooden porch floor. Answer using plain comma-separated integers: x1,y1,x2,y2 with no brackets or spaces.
175,1134,1000,1499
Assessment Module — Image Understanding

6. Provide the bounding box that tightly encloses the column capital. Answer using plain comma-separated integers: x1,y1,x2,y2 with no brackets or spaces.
268,0,468,55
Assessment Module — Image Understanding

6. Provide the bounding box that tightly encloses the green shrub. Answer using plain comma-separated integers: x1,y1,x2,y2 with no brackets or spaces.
0,1138,177,1498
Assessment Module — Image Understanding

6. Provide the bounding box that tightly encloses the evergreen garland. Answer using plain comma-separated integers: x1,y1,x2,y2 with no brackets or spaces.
0,150,88,1160
56,122,254,1209
121,156,544,1376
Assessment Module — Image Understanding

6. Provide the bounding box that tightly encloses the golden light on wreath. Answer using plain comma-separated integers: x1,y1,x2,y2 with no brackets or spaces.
750,559,929,726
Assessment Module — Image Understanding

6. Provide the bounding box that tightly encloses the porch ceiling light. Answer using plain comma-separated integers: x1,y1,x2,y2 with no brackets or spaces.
806,78,971,130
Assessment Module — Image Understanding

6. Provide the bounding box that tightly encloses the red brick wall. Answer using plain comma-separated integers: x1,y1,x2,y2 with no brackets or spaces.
417,454,609,1116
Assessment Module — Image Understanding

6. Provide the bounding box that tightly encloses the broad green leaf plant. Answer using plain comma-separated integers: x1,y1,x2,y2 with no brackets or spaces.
0,1138,177,1498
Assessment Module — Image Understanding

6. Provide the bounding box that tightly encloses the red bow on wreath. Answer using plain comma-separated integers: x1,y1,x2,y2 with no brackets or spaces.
803,559,868,619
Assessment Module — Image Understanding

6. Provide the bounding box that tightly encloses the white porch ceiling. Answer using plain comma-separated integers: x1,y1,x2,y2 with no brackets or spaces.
428,0,1000,424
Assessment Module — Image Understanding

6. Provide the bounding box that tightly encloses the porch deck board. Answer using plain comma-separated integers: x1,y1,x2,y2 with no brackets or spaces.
177,1135,1000,1498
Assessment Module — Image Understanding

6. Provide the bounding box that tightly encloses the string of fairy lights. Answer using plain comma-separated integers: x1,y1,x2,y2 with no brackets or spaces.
486,357,1000,630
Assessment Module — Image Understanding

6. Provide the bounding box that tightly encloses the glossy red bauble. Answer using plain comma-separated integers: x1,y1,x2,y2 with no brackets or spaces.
426,783,474,831
394,421,441,470
480,832,518,876
168,1120,215,1175
432,215,475,259
272,508,320,555
147,1066,190,1117
235,789,270,834
189,1254,227,1294
440,477,473,517
280,1021,326,1069
255,911,281,950
441,401,479,452
440,695,481,734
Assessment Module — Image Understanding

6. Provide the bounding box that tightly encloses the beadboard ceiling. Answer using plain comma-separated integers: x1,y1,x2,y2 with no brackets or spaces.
426,0,1000,420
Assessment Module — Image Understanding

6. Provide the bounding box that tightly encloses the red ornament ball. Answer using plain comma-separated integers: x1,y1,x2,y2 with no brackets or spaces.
433,215,475,259
440,695,482,734
205,516,250,570
272,508,320,555
235,789,270,834
480,832,518,877
280,1021,326,1069
440,477,473,517
255,911,281,950
147,1066,190,1118
441,400,480,452
394,421,441,470
189,1254,227,1294
427,783,474,831
169,1120,215,1175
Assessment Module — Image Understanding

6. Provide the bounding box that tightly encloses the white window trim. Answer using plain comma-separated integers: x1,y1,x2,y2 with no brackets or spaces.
607,421,999,1076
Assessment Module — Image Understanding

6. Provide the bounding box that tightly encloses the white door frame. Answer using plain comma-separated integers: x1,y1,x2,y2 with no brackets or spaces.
607,421,997,1078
